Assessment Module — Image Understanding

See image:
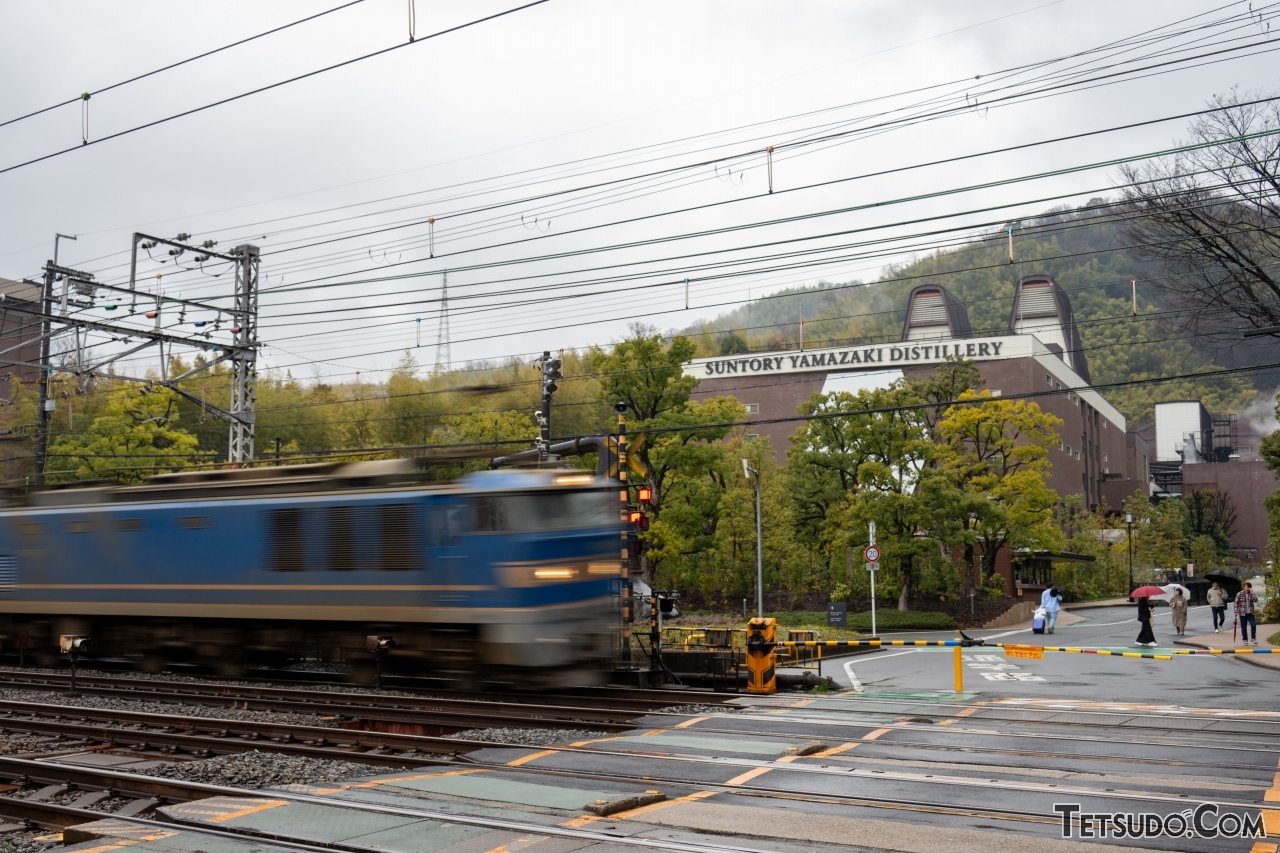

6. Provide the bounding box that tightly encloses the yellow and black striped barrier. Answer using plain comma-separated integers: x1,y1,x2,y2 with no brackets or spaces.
995,643,1172,661
775,639,972,648
1170,648,1279,655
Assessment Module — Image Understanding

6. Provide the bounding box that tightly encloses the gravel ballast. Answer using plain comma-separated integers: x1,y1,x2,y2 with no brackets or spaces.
136,751,390,789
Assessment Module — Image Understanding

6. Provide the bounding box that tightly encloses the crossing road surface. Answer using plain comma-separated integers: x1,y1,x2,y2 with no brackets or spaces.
835,604,1280,709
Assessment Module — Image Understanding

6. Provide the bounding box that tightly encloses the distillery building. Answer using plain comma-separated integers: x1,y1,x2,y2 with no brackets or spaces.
688,275,1129,511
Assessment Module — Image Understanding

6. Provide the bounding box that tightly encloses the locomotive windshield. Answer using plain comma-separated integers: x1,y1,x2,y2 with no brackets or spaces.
473,489,616,532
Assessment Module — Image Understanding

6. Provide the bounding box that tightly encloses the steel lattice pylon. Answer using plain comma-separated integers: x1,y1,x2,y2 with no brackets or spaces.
228,245,259,466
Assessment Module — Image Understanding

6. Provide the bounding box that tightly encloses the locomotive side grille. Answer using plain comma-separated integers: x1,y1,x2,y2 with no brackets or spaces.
269,509,306,571
380,504,418,571
329,506,356,570
0,555,17,596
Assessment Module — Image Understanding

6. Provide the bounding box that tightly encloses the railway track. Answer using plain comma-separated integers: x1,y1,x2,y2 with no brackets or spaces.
0,669,718,731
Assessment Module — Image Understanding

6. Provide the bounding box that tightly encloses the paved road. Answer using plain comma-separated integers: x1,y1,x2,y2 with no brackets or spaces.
831,604,1280,709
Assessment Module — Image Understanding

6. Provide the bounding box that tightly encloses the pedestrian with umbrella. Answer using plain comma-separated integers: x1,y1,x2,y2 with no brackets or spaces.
1169,587,1188,636
1132,585,1164,647
1235,581,1259,646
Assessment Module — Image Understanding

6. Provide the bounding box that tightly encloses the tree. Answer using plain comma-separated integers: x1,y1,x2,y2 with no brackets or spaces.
1183,488,1237,554
719,333,749,355
1119,89,1280,344
590,332,742,581
47,385,200,483
936,392,1063,583
789,385,937,610
380,352,442,449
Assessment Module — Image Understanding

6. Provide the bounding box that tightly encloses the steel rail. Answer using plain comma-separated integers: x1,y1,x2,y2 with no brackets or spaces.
0,673,642,729
0,756,780,853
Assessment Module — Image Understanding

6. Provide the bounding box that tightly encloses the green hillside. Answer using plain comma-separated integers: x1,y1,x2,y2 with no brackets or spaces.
681,204,1261,426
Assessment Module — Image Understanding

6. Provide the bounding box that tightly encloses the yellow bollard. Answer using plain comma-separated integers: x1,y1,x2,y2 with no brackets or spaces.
953,644,963,693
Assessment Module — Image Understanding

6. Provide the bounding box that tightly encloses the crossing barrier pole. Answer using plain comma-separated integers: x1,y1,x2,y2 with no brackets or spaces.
953,643,963,693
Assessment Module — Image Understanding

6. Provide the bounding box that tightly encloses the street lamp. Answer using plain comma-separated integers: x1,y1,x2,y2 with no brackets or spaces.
1125,511,1134,595
742,459,763,619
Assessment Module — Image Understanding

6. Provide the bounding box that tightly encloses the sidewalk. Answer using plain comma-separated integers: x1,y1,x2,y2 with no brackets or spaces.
988,610,1088,633
1175,622,1280,671
1062,597,1132,609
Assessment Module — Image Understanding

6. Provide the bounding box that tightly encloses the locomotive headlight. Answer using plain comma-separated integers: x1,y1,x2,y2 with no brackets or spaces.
533,567,575,580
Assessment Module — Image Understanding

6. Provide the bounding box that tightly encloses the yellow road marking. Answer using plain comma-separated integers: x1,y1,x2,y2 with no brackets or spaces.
1262,810,1280,837
674,716,707,729
507,749,558,767
71,842,136,853
862,727,893,741
310,768,485,795
1251,842,1278,853
642,729,667,737
486,836,549,853
560,815,600,828
790,698,817,708
208,800,290,824
610,790,718,819
812,742,859,757
724,767,773,787
940,707,977,726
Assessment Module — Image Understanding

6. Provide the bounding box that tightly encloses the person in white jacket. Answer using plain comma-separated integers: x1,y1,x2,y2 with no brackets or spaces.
1040,586,1064,634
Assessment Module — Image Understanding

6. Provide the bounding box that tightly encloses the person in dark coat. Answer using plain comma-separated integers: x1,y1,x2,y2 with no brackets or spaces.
1135,597,1156,646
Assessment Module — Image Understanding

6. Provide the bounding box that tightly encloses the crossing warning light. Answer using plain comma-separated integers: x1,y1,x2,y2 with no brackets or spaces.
745,617,777,694
628,509,649,531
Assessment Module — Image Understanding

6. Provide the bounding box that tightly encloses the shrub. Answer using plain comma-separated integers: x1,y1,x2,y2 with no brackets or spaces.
846,609,957,632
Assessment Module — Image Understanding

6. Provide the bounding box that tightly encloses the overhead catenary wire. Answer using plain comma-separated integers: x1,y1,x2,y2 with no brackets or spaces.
0,0,553,177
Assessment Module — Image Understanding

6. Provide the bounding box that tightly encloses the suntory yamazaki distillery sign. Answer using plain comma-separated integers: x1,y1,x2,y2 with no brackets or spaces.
685,335,1042,379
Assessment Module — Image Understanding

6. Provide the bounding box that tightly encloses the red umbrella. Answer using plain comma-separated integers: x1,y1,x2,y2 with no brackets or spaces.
1131,585,1165,598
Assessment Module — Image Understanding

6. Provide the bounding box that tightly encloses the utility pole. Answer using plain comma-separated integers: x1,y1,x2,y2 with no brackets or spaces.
228,245,259,466
743,459,763,619
34,263,54,485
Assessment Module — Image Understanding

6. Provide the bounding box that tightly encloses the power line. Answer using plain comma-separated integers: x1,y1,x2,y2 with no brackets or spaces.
0,0,552,177
0,0,370,131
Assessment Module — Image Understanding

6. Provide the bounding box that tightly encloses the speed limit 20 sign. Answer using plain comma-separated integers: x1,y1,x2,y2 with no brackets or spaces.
864,545,880,563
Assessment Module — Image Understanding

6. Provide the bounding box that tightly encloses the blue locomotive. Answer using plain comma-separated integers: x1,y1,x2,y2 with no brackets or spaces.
0,460,623,685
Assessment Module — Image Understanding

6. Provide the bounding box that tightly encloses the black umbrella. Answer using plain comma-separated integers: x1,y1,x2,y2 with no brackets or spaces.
1203,571,1242,599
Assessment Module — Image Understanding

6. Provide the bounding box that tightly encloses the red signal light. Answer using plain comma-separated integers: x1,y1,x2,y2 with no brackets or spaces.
628,510,644,525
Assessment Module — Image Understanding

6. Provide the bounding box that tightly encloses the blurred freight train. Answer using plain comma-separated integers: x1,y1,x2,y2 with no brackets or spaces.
0,460,623,686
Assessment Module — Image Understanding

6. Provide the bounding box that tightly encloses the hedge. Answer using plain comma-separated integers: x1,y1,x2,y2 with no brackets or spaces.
845,609,957,632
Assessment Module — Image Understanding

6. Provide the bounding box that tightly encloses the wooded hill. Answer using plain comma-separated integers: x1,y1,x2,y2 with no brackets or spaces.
678,203,1270,426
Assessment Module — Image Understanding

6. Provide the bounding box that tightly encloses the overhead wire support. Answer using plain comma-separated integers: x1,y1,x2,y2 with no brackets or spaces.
228,245,260,466
9,235,263,476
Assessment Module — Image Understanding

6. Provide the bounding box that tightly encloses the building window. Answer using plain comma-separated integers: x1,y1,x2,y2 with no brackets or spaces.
1065,444,1072,455
1102,453,1108,463
1046,374,1053,386
1075,449,1081,460
744,403,760,414
990,390,1002,397
1059,441,1064,451
746,433,760,440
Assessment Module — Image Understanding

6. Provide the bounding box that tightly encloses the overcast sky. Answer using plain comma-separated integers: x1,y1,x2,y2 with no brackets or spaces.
1,0,1277,383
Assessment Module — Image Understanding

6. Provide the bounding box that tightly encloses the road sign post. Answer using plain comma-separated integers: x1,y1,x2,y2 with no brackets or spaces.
865,527,879,637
